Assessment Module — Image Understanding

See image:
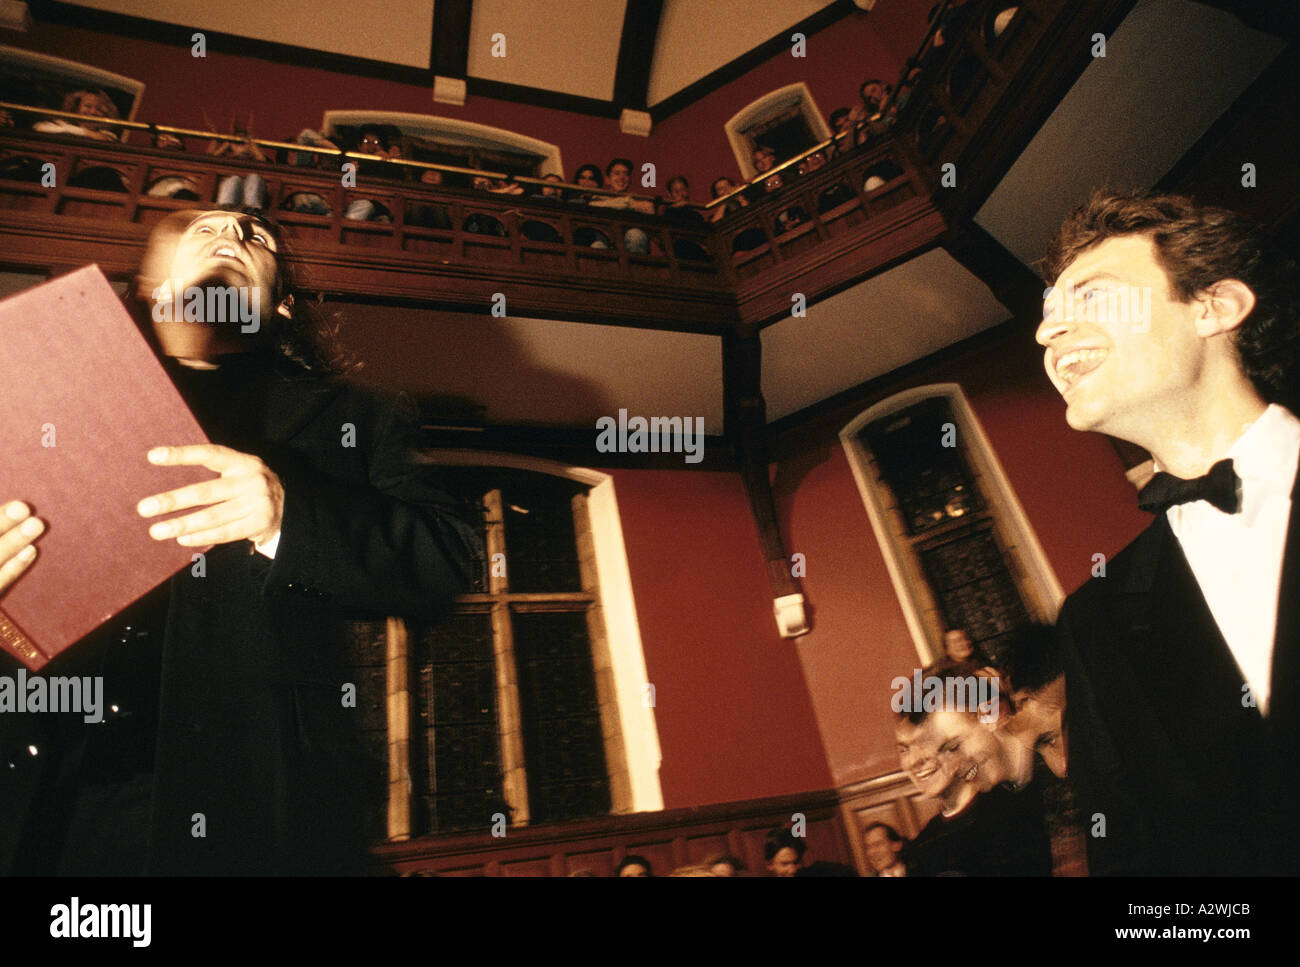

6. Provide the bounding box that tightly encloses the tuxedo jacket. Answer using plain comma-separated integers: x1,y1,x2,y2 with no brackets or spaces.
1057,468,1300,876
0,357,482,875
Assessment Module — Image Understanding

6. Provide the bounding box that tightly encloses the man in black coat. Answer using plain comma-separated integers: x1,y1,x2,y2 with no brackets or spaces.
1,208,481,875
1035,190,1300,875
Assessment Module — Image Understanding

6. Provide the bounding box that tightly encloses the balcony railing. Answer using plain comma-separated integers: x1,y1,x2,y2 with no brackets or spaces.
0,0,1129,333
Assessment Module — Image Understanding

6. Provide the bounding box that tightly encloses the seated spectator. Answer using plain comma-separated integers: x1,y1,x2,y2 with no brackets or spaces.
570,163,614,249
752,145,782,193
33,88,122,142
67,164,128,192
863,822,908,877
570,163,604,201
704,853,744,877
661,175,703,224
206,119,269,210
851,78,891,124
407,167,452,230
615,854,653,877
289,127,342,167
587,158,653,254
344,125,396,222
710,176,766,254
538,172,565,199
764,828,806,876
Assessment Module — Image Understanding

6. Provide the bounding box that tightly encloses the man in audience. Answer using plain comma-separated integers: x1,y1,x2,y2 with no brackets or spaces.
863,822,908,876
705,853,744,877
752,145,783,193
894,664,1050,875
1037,189,1300,875
764,828,806,876
587,158,653,254
616,854,654,877
33,88,122,142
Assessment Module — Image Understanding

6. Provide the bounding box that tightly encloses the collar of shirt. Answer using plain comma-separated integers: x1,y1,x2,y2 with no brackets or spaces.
1164,404,1300,528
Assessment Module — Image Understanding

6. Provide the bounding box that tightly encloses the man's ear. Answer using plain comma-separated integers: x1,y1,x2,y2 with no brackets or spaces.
1193,279,1256,338
276,294,294,319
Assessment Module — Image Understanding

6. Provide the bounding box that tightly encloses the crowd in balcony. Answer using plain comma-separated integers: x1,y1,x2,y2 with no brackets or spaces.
0,2,1021,259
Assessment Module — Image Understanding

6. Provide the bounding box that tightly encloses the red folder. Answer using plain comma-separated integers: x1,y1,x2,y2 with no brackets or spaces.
0,265,212,669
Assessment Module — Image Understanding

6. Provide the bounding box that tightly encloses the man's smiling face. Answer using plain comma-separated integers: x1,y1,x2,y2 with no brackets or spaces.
1035,234,1204,441
896,717,958,800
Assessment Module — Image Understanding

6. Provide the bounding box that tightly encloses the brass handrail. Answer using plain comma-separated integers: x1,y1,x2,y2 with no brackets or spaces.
0,100,667,206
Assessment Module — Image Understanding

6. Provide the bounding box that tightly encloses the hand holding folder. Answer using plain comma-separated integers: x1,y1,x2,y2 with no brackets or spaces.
0,265,215,670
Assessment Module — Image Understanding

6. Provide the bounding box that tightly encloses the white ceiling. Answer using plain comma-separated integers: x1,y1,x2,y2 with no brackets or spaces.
646,0,835,106
760,249,1010,421
976,0,1284,267
71,0,436,68
466,0,627,102
336,306,724,430
24,1,1290,432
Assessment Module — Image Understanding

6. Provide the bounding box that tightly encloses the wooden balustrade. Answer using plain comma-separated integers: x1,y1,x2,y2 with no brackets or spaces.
372,788,862,876
0,0,1127,336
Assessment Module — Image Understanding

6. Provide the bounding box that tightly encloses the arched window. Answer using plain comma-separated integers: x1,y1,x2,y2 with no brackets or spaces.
839,384,1062,666
724,83,831,180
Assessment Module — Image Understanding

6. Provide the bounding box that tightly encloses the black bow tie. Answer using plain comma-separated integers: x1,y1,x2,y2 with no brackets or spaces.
1137,458,1241,515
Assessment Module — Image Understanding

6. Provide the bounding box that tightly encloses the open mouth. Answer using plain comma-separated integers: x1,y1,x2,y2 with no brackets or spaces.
209,242,243,262
960,761,978,783
1053,347,1108,390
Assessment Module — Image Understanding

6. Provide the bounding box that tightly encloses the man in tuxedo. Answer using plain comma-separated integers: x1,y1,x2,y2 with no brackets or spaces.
0,208,481,874
1035,189,1299,874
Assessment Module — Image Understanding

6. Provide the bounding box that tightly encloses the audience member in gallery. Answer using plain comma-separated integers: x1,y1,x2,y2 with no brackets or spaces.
615,854,654,877
752,144,783,194
704,853,745,877
764,827,806,876
570,163,615,250
205,115,270,211
586,157,653,254
32,88,123,142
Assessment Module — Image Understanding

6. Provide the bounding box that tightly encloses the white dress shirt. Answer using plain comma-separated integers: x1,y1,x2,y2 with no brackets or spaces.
1165,404,1300,716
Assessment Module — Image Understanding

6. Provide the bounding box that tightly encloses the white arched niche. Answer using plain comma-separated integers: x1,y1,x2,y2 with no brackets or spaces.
839,384,1064,665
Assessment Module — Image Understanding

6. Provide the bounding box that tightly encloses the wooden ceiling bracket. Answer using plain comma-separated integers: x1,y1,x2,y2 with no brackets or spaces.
724,329,809,638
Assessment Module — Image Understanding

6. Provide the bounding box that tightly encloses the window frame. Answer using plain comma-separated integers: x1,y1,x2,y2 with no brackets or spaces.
383,450,662,840
839,384,1063,665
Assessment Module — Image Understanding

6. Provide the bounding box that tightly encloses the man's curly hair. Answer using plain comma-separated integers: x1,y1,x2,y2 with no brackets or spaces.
1042,189,1299,410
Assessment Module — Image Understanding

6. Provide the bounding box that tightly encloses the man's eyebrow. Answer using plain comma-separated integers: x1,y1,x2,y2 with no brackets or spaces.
1069,272,1122,290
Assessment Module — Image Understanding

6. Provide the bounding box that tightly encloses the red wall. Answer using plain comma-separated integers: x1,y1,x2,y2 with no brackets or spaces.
773,327,1150,787
608,468,833,809
651,5,926,192
9,3,931,202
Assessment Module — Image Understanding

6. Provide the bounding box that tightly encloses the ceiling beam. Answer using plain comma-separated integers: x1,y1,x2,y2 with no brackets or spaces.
430,0,473,78
612,0,663,111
